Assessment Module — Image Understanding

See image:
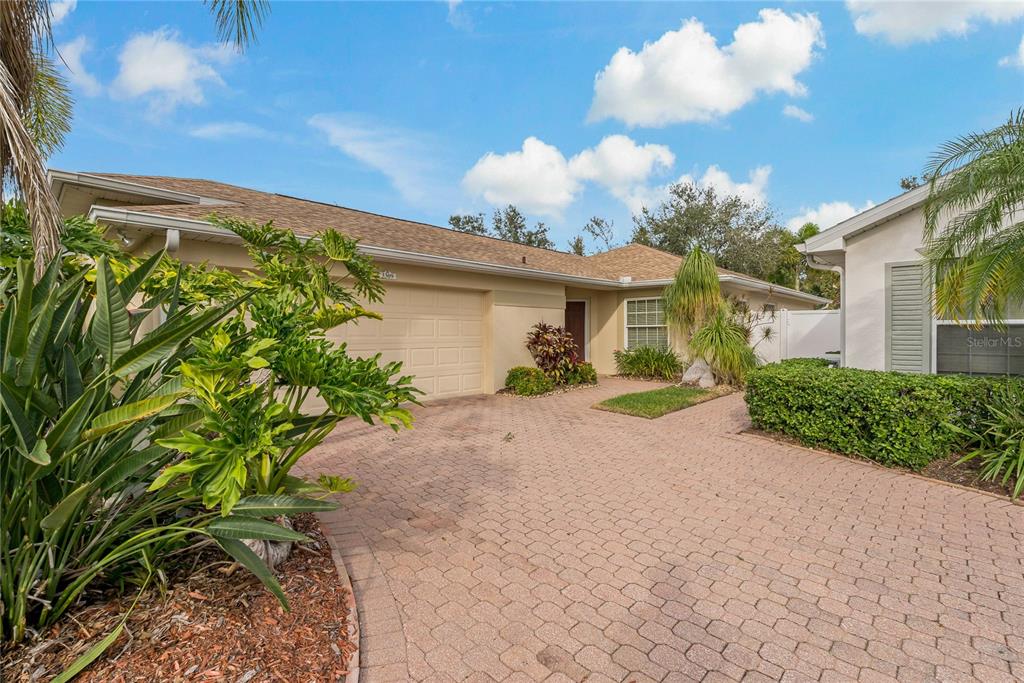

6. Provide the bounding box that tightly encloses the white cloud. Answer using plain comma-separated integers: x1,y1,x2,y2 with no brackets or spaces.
111,29,234,113
999,34,1024,67
463,134,772,217
588,9,824,127
463,137,581,216
568,135,674,209
682,165,772,204
57,35,101,96
786,200,876,231
847,0,1024,44
447,0,472,31
189,121,273,140
782,104,814,122
50,0,77,26
309,113,442,204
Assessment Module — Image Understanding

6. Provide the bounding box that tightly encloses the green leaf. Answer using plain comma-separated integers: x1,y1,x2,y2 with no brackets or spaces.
118,249,166,301
209,516,309,542
95,444,168,490
51,622,124,683
91,256,131,364
0,375,38,454
110,301,236,378
150,407,204,441
41,483,90,533
45,388,96,457
26,439,51,465
83,392,183,441
216,537,289,610
7,259,34,358
233,494,337,516
15,285,56,386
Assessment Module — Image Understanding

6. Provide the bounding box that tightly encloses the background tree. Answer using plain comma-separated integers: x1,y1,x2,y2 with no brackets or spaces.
448,204,555,249
566,216,617,256
900,175,922,191
923,108,1024,325
768,222,840,306
631,183,788,283
1,0,268,276
448,212,488,235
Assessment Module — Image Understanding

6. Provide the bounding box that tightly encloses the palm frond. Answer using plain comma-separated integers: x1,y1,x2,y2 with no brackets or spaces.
923,108,1024,327
204,0,270,49
25,53,71,159
663,246,720,336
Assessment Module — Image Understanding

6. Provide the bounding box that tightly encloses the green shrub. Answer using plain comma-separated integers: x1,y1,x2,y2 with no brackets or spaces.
505,366,554,396
614,346,683,380
565,362,598,386
745,359,1015,470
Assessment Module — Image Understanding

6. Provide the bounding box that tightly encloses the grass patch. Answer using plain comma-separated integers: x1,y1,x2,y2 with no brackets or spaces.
594,385,714,419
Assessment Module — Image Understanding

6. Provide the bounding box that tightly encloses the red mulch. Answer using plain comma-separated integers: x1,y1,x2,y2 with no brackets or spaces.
2,515,355,682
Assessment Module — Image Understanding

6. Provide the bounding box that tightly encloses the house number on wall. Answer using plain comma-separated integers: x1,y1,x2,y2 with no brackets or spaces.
380,270,398,280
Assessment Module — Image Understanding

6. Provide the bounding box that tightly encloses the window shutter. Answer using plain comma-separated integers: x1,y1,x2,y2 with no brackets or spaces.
886,263,931,373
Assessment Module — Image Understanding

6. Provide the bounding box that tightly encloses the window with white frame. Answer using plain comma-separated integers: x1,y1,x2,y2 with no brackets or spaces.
625,298,669,349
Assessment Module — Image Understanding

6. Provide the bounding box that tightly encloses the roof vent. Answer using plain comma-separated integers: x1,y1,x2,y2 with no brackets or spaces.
522,256,527,264
619,276,632,283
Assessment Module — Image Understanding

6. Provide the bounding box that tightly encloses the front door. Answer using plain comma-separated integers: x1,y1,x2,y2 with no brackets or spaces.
565,300,587,360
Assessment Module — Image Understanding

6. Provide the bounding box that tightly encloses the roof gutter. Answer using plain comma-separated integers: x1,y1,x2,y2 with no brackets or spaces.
48,169,227,206
87,206,827,303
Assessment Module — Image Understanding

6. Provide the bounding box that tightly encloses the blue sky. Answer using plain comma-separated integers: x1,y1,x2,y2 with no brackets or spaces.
49,1,1024,252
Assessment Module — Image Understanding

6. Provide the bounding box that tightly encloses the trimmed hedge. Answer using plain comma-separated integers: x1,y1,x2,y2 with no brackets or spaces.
504,366,554,396
745,359,1015,470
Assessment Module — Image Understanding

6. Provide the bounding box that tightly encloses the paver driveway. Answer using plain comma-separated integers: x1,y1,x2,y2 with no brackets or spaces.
303,378,1024,682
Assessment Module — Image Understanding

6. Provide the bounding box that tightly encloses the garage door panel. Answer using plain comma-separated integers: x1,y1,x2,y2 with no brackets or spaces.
437,347,461,366
325,283,484,400
409,319,436,337
410,348,437,367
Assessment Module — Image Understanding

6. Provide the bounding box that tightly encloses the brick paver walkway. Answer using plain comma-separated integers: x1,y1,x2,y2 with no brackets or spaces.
304,378,1024,682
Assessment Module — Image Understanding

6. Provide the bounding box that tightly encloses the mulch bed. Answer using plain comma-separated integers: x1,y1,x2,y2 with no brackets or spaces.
745,429,1018,500
2,515,355,682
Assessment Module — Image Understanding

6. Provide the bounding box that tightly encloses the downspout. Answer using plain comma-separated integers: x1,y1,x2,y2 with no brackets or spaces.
158,229,180,324
805,253,845,367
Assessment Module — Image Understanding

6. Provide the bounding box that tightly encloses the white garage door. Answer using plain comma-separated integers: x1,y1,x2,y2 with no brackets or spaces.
328,284,485,400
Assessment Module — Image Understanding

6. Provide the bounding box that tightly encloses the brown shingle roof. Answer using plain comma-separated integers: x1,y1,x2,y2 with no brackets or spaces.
82,173,767,285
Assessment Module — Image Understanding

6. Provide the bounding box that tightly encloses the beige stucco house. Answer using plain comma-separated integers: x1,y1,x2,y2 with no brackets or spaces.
799,184,1023,376
51,170,826,399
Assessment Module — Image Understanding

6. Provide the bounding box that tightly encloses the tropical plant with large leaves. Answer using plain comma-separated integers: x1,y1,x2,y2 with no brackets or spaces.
923,108,1024,325
0,253,247,643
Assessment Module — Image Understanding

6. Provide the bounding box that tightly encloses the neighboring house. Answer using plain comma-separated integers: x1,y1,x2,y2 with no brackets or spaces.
799,185,1023,376
50,170,826,399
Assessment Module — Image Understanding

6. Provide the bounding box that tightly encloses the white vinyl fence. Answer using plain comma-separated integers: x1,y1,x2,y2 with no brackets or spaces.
752,309,840,364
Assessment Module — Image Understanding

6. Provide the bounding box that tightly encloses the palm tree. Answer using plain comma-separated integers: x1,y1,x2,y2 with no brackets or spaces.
663,245,720,338
923,108,1024,326
1,0,268,276
663,246,757,385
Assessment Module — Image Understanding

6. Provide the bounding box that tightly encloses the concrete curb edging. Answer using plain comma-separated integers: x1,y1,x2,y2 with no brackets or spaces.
322,521,361,683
